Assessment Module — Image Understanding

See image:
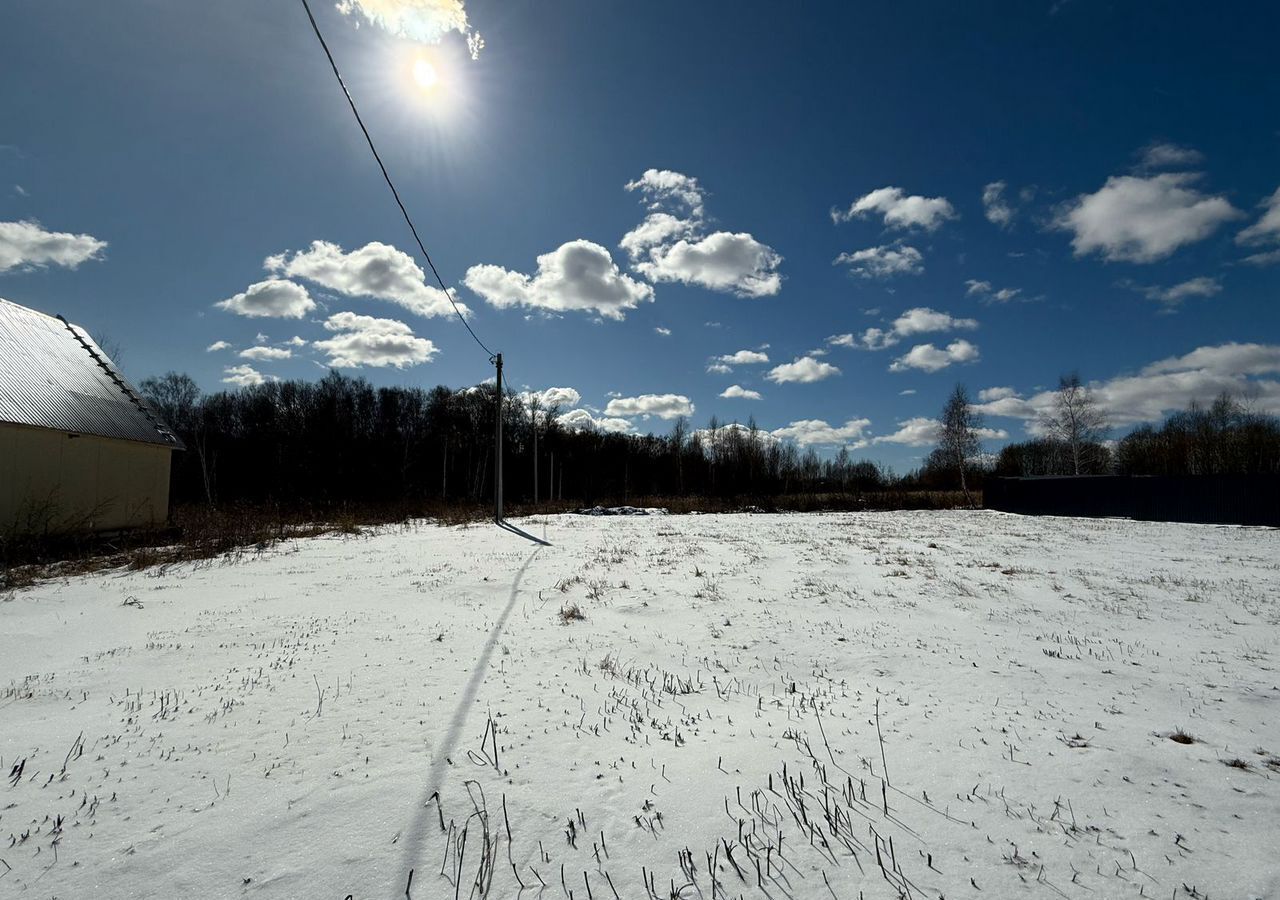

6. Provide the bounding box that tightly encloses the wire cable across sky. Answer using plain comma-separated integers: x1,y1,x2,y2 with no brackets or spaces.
297,0,497,363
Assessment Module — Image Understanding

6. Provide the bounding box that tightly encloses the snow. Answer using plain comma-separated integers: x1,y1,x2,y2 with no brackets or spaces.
2,510,1278,899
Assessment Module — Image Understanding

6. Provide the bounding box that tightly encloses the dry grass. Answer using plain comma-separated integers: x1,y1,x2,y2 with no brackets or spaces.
2,490,974,591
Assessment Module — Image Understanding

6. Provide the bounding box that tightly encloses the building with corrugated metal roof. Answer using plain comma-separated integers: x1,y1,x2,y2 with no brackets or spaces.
0,297,183,534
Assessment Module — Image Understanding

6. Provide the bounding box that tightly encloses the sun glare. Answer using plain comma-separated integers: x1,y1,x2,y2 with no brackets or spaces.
412,58,439,90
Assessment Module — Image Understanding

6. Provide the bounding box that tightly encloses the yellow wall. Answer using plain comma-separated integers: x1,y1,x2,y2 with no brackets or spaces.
0,423,173,534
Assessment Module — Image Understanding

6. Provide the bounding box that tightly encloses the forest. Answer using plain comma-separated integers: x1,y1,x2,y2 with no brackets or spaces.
137,371,1280,513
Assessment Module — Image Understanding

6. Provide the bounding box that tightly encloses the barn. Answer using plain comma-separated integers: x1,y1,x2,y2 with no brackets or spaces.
0,297,183,535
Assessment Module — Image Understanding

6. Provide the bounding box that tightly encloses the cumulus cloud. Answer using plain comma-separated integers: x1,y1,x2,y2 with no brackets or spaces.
1236,186,1280,248
720,384,762,400
771,418,871,447
557,408,635,434
604,393,695,420
222,364,271,387
268,240,462,318
520,386,582,410
655,326,672,336
0,219,106,272
831,187,956,231
834,244,923,279
766,357,841,384
964,279,1023,304
624,169,705,218
872,417,1007,446
694,422,780,448
716,349,769,365
1053,173,1240,263
312,311,438,368
982,181,1015,228
336,0,484,58
635,232,782,297
975,342,1280,428
465,239,652,320
888,339,980,373
206,340,231,353
621,169,782,297
978,386,1019,402
216,278,316,318
1139,142,1205,169
839,307,978,350
706,362,734,374
239,346,292,361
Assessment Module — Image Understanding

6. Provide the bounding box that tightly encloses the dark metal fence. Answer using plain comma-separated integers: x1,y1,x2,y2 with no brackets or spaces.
984,475,1280,526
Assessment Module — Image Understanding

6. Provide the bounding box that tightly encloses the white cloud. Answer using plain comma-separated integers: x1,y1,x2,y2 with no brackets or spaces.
624,169,706,217
1236,187,1280,248
335,0,484,59
216,279,316,319
716,349,769,365
706,362,734,374
635,232,782,297
898,388,916,396
239,346,293,361
888,339,980,373
1142,342,1280,377
557,408,634,434
1132,275,1222,307
1242,248,1280,267
1139,142,1205,169
965,279,1023,304
834,244,923,279
836,307,978,351
604,393,694,420
312,311,438,368
654,326,672,336
831,187,956,231
465,239,652,320
519,386,582,410
695,422,780,448
978,386,1018,402
222,364,271,387
0,219,106,272
982,181,1015,228
622,169,783,297
771,418,871,447
285,336,307,347
1054,173,1240,263
872,417,1007,446
206,340,231,353
766,357,841,384
975,343,1280,428
268,240,463,318
720,384,762,400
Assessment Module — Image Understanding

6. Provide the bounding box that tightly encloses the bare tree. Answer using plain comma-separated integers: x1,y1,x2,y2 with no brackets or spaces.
938,383,982,507
1039,372,1108,475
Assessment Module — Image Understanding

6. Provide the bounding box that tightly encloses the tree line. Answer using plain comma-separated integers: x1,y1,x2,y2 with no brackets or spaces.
980,376,1280,478
139,370,1280,512
138,371,896,509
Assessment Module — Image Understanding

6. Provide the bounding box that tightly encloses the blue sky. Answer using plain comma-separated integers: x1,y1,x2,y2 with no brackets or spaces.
2,0,1278,470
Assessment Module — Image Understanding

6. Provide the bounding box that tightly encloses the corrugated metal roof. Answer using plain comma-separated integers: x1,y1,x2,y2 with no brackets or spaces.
0,298,183,449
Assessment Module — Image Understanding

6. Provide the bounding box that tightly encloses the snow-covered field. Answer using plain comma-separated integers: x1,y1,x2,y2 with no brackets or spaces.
2,511,1278,899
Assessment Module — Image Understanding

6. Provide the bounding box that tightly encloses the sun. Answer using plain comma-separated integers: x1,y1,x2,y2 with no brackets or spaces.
412,58,439,90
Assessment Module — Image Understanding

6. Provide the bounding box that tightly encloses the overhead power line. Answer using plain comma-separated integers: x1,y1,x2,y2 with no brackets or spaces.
297,0,496,362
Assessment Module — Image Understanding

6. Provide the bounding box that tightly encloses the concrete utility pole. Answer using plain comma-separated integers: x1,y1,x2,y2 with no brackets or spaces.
494,353,503,522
